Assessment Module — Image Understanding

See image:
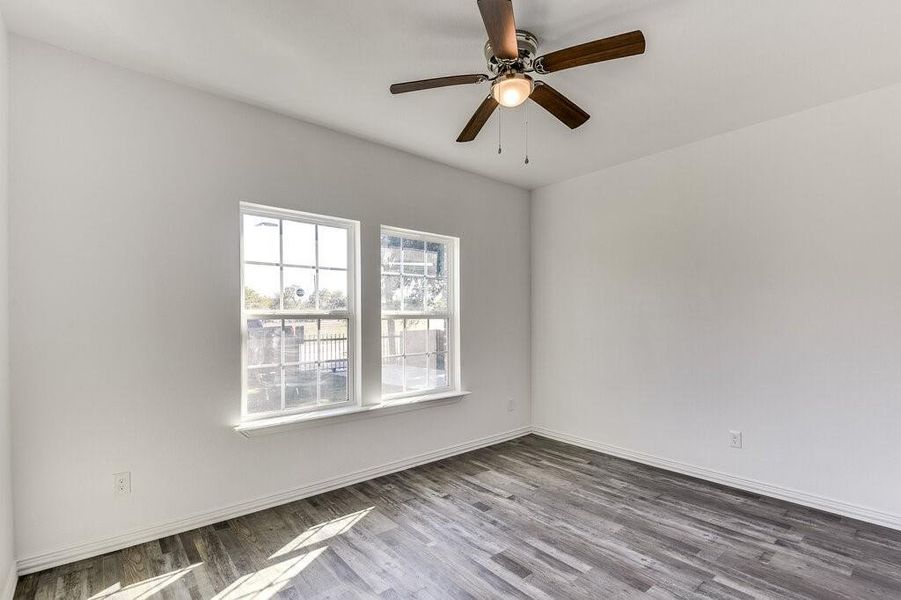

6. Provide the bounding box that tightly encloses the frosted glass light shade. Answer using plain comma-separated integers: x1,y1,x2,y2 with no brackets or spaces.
491,73,534,108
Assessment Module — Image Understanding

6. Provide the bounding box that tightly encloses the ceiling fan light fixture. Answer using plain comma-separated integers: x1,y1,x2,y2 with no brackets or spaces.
389,0,645,143
491,73,533,108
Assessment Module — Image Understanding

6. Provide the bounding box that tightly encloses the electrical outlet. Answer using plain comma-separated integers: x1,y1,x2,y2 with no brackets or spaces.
729,430,742,449
507,398,515,412
114,472,131,496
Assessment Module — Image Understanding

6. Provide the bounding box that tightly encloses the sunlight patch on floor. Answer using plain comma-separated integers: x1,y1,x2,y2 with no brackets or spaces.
269,507,373,559
212,547,328,600
88,563,202,599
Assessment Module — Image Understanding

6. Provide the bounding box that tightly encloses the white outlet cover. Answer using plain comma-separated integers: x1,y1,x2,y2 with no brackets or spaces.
729,431,743,449
114,472,131,495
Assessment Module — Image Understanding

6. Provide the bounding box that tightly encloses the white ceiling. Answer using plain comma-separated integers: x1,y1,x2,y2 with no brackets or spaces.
4,1,901,189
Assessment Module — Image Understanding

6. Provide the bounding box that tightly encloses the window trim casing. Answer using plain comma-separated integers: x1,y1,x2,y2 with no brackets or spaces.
380,225,461,401
239,202,362,422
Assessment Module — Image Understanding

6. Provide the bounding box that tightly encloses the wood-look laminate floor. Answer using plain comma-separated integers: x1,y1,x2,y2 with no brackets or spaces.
14,435,901,599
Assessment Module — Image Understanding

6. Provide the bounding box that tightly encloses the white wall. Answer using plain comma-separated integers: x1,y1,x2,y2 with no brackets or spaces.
0,11,13,598
532,82,901,522
8,36,530,564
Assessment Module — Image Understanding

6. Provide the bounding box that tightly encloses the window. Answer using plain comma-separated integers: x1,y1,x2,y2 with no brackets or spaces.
380,227,459,398
241,203,358,419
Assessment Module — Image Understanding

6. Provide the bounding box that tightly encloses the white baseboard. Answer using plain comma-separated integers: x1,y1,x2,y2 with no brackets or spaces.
1,562,16,600
17,426,531,575
19,424,900,576
532,426,901,532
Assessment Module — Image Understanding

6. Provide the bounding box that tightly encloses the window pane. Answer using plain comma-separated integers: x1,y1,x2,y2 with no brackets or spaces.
428,319,447,353
246,367,281,414
379,228,455,399
320,362,348,402
282,220,315,266
243,215,280,263
283,267,316,310
318,269,348,310
284,319,317,364
404,319,427,355
319,320,347,363
429,353,448,389
242,208,357,418
381,275,401,310
426,278,448,313
382,356,403,395
285,363,317,409
246,319,281,366
402,238,425,275
402,276,425,311
318,225,347,269
244,264,280,310
405,355,428,391
381,319,403,357
426,241,447,278
381,234,401,274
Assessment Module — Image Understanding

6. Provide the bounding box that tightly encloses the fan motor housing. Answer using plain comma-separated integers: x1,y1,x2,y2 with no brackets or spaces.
484,30,539,73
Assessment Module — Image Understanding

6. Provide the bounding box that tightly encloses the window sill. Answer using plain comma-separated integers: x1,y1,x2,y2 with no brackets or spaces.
234,390,471,438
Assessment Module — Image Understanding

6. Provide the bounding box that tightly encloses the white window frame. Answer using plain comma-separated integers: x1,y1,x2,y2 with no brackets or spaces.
240,202,361,421
380,226,461,401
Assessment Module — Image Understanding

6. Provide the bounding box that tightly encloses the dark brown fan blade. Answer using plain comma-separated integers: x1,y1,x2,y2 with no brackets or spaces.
390,74,488,94
535,30,645,73
456,96,499,142
530,82,590,129
478,0,518,60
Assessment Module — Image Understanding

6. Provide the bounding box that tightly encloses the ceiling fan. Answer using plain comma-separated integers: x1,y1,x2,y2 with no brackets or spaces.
389,0,645,143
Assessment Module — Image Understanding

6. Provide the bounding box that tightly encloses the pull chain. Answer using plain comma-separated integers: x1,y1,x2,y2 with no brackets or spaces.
524,101,530,165
497,107,502,154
